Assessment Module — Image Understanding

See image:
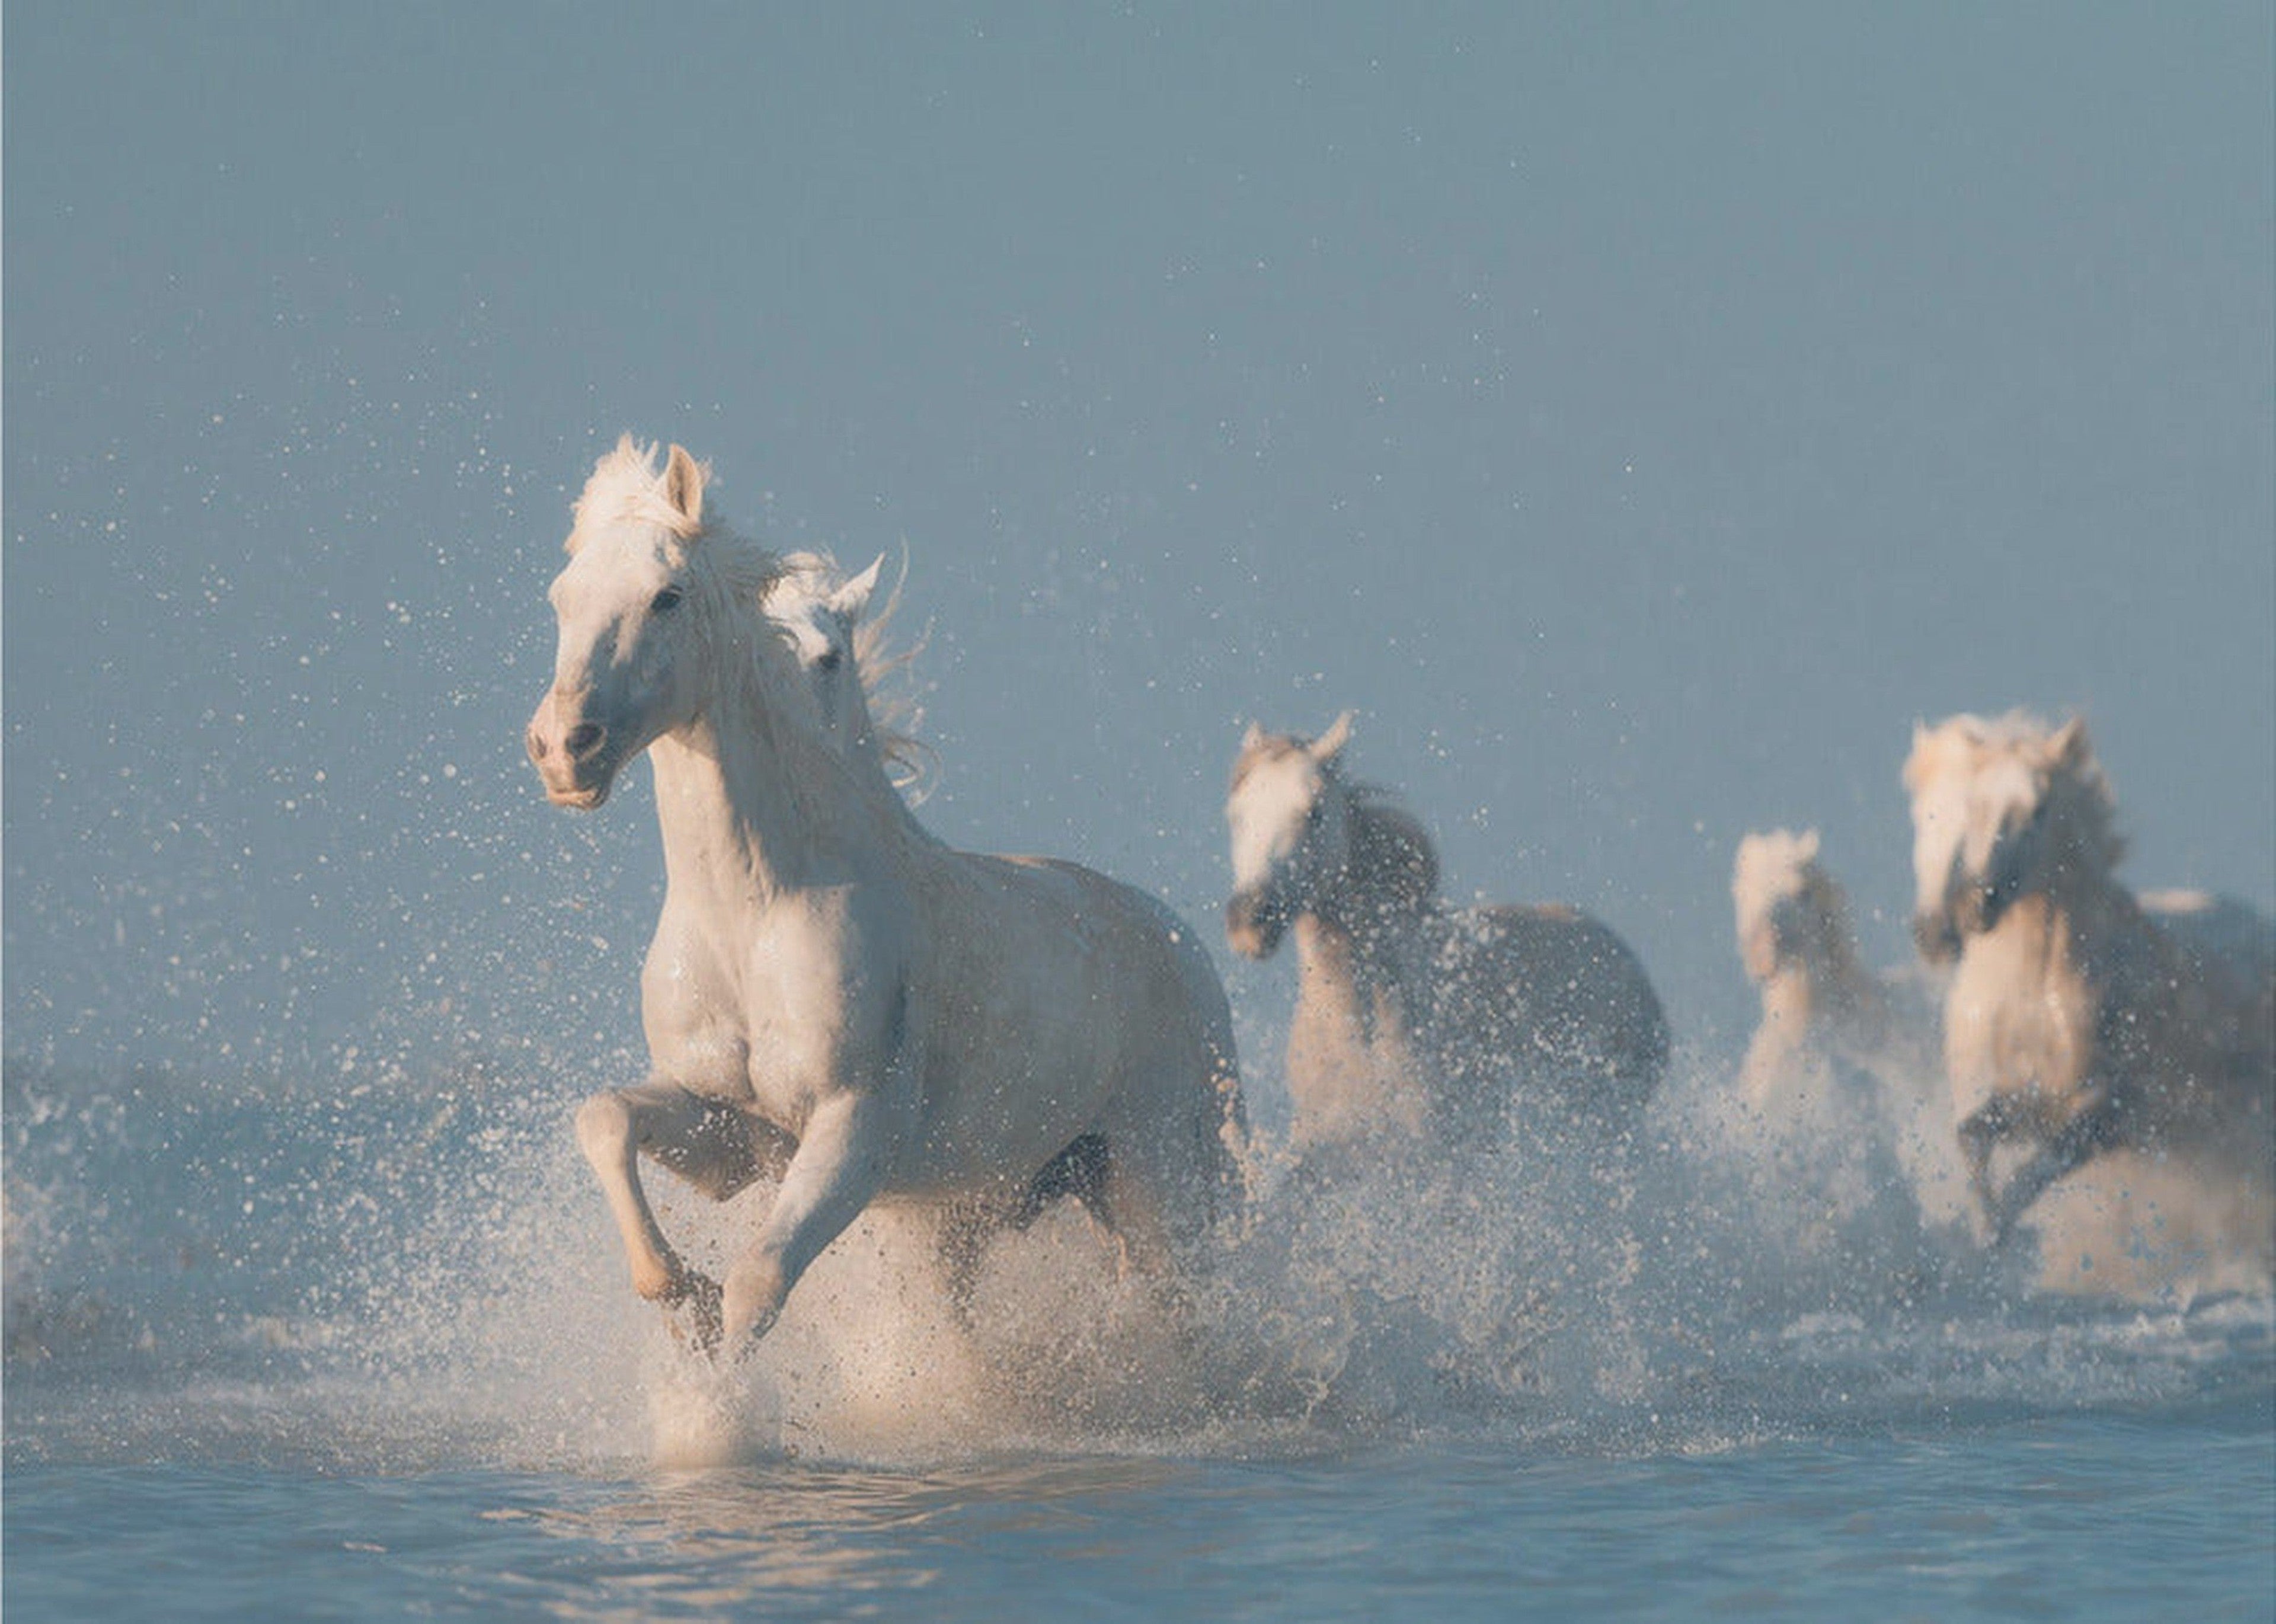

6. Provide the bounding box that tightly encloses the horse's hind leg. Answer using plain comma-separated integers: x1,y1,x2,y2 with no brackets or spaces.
1014,1132,1113,1230
935,1134,1113,1323
574,1080,787,1342
1956,1099,2019,1243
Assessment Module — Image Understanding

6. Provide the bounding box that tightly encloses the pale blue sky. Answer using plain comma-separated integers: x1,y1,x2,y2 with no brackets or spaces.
7,3,2271,1081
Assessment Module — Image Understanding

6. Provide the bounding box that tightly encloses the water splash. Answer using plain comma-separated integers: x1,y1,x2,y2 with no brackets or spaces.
5,1041,2269,1475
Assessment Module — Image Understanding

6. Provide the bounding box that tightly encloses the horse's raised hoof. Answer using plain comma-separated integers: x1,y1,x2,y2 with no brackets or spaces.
664,1272,724,1358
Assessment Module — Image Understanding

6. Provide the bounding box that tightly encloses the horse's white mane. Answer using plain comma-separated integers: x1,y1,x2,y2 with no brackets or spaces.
1905,708,2123,870
1342,780,1440,910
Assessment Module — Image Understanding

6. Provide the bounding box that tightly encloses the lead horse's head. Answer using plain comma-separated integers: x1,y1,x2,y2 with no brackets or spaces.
1223,712,1356,959
1902,711,2116,963
526,437,776,809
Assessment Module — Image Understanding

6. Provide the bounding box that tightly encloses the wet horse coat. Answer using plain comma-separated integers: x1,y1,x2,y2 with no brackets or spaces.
1223,715,1668,1153
526,440,1245,1352
1904,712,2275,1243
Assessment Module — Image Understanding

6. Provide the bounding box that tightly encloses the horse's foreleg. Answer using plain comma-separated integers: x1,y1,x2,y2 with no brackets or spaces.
934,1134,1118,1326
1984,1091,2118,1246
719,1089,890,1352
574,1080,777,1325
1955,1101,2012,1244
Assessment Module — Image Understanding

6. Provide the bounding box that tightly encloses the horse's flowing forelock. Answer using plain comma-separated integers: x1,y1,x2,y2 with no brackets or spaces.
567,437,785,638
1909,709,2126,875
570,436,709,549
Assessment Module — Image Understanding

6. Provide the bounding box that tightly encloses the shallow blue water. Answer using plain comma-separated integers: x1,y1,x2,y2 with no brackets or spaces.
9,1407,2272,1622
6,1062,2272,1620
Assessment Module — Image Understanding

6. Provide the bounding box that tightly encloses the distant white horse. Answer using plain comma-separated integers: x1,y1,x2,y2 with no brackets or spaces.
526,439,1246,1354
1904,711,2275,1245
1732,828,1939,1114
1223,715,1668,1152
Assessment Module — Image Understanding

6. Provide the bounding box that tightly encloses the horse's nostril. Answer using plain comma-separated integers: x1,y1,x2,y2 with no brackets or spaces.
565,722,606,760
526,724,548,763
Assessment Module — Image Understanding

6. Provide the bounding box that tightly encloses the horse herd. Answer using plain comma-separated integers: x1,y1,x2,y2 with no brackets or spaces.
524,439,2275,1358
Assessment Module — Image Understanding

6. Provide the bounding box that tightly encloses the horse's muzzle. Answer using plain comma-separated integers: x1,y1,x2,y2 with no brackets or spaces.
1225,889,1288,960
1911,907,1962,965
527,691,617,809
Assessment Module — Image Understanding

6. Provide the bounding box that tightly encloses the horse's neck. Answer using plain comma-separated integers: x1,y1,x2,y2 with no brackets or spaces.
2029,852,2148,983
1312,842,1433,954
1293,906,1422,1041
837,702,936,833
1754,967,1820,1034
648,663,916,908
1954,891,2101,1051
1797,919,1891,1043
2047,864,2186,1011
1740,978,1827,1109
1287,910,1428,1143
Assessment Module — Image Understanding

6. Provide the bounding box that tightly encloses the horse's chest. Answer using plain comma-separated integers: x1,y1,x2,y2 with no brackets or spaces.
1947,923,2097,1105
641,892,881,1101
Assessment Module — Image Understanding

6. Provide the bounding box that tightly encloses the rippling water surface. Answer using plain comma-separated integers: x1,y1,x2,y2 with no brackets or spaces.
6,1060,2271,1620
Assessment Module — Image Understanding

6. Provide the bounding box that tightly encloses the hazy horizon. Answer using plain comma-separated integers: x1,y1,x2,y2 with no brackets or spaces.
7,4,2271,1089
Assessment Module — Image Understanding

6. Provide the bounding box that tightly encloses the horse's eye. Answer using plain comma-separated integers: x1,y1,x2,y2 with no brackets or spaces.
650,587,684,614
816,647,844,673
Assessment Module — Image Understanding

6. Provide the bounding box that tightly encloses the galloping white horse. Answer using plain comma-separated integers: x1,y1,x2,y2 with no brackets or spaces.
1732,828,1938,1114
1904,711,2275,1245
526,440,1246,1354
1223,715,1668,1152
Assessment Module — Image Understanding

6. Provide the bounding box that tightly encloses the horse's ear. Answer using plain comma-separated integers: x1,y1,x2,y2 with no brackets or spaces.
664,445,706,529
830,555,886,620
1797,828,1821,862
1310,710,1355,763
2049,715,2092,769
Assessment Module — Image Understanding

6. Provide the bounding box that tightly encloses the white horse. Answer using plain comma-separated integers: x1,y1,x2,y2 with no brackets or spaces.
526,439,1246,1354
1732,827,1940,1114
1223,714,1668,1153
760,546,1126,1299
1904,711,2276,1246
